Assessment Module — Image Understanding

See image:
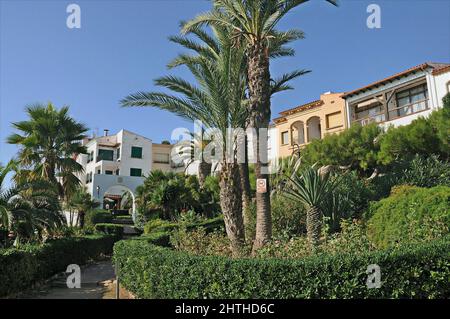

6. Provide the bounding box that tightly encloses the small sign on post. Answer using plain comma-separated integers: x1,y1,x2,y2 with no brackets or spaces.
256,178,267,194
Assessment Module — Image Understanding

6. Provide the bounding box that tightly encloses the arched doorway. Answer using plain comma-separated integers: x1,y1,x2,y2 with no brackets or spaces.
102,185,136,220
307,116,322,142
290,121,306,145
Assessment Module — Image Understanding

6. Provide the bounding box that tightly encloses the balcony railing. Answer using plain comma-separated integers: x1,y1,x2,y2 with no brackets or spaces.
352,99,429,126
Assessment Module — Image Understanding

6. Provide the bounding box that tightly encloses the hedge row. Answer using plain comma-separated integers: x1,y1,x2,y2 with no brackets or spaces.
113,238,450,299
94,223,125,239
0,234,119,297
143,216,224,235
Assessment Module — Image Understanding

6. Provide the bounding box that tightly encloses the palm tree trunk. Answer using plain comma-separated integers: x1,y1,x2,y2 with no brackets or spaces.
198,161,212,188
247,43,272,252
238,139,252,240
219,162,245,256
307,206,322,246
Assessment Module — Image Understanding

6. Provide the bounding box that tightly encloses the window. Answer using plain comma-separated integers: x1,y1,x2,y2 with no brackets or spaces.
115,169,120,176
105,170,113,175
281,131,289,145
326,111,343,129
130,168,142,177
87,151,94,163
393,83,428,119
153,153,170,164
116,147,121,160
97,149,114,162
86,172,93,184
131,146,143,159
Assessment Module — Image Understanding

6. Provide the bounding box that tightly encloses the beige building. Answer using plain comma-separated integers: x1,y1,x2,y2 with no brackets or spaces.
273,92,347,158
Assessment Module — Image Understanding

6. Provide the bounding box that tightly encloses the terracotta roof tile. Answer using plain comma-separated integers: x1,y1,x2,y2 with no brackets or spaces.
342,62,450,98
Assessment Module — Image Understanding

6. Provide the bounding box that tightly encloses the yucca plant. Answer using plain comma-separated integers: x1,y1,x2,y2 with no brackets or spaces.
283,165,336,246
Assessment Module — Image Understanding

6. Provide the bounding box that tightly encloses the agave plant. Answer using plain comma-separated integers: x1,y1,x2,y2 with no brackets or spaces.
283,165,337,246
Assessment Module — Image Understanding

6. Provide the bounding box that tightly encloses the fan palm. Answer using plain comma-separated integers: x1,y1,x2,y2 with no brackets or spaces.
283,165,336,246
7,103,88,200
183,0,338,251
0,160,16,230
66,186,99,227
122,25,248,254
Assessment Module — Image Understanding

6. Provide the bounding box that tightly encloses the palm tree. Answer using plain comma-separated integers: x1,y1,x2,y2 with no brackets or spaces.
183,0,338,251
0,160,16,231
66,186,99,227
172,20,309,241
7,103,88,200
283,166,336,246
122,25,248,255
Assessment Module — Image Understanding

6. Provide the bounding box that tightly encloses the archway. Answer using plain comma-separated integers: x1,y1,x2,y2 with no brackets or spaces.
290,121,305,145
307,116,322,142
102,185,136,220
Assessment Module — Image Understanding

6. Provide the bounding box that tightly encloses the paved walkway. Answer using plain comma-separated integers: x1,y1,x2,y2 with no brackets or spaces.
23,260,123,299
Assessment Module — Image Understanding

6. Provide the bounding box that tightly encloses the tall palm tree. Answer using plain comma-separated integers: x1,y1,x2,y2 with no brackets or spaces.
7,103,88,200
183,0,338,251
172,20,309,241
122,25,248,255
283,166,336,246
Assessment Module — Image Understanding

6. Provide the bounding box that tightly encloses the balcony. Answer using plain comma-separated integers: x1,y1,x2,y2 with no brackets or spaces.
352,99,429,126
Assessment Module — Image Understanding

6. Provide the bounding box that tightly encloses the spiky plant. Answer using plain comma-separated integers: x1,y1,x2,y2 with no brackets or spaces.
283,165,336,246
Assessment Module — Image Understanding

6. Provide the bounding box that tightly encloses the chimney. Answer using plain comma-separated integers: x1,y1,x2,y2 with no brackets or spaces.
104,129,109,137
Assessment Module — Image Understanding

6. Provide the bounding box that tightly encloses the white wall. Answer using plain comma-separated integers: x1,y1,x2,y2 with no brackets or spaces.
432,71,450,107
116,130,153,177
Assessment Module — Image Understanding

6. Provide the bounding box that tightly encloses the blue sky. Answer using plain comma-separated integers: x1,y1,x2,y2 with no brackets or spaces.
1,0,449,175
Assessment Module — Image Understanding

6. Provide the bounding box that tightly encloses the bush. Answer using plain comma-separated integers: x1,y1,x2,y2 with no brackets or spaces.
271,196,306,238
170,227,232,257
94,223,125,239
143,216,224,235
367,185,450,249
257,219,374,259
0,234,119,297
301,123,382,173
85,209,113,227
113,237,450,299
144,219,177,234
398,155,450,188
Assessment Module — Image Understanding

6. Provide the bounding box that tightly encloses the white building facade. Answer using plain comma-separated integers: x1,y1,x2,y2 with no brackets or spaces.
76,129,183,217
342,62,450,128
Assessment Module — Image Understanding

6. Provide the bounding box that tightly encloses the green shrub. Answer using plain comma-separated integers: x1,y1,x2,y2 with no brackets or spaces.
94,223,124,239
271,195,306,238
113,237,450,299
367,185,450,249
170,227,232,257
143,219,177,235
85,209,113,227
0,234,118,297
143,216,224,235
398,155,450,188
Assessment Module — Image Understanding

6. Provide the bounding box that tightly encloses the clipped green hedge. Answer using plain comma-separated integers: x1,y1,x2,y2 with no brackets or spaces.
95,223,125,239
0,234,119,297
367,185,450,248
143,216,224,235
113,238,450,299
85,209,113,227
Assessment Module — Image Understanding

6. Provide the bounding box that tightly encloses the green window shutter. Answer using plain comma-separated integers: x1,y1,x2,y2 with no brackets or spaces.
98,149,114,161
131,146,143,158
130,168,142,177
